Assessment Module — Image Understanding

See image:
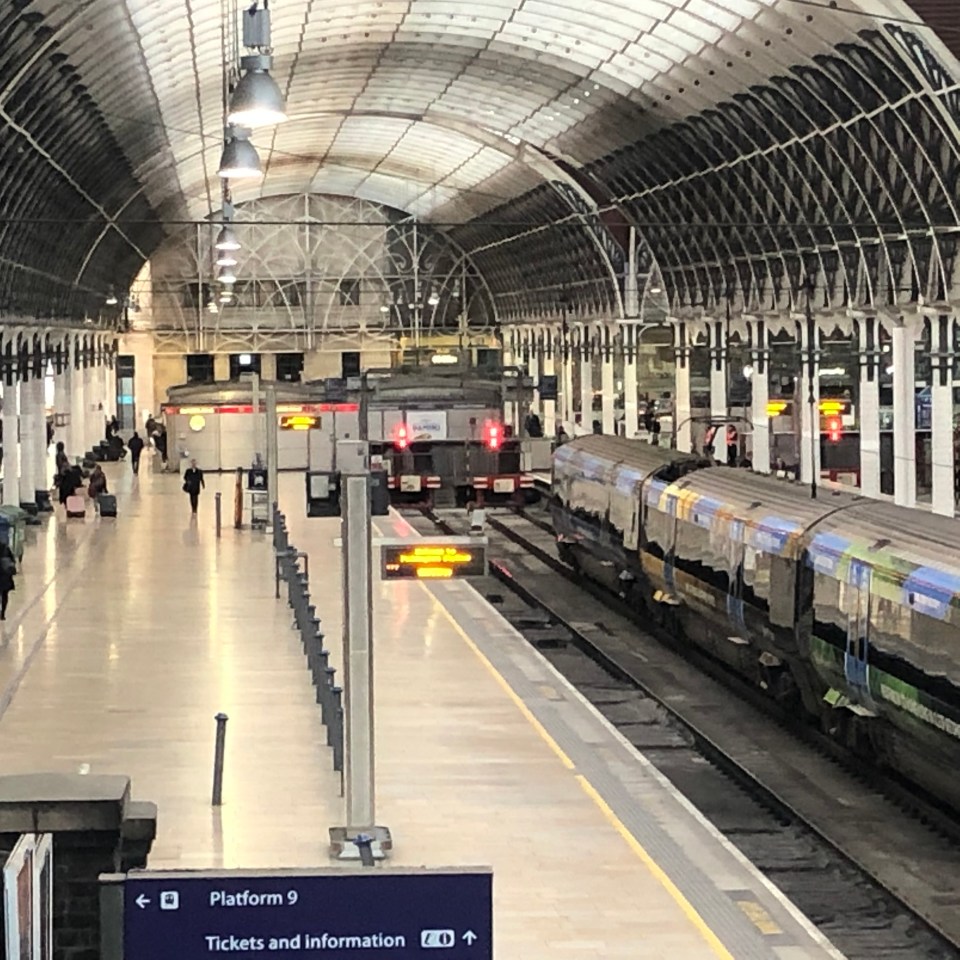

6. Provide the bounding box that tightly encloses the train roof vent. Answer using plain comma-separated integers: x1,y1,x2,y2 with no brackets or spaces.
870,538,891,551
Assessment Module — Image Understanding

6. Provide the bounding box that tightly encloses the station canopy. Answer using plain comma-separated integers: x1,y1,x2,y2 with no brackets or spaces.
2,0,960,320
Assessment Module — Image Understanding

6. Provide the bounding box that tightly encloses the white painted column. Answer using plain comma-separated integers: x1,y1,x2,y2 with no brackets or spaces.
709,319,728,423
84,363,98,454
622,323,639,440
541,343,556,438
579,328,593,434
30,376,49,503
2,378,19,507
749,321,770,473
799,320,821,486
674,321,692,453
601,326,615,435
891,317,917,508
527,331,541,420
930,314,955,516
858,317,881,498
18,374,37,508
72,357,87,458
560,334,574,431
54,354,72,457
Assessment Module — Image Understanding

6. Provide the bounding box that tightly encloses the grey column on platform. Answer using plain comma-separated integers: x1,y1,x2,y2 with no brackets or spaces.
749,320,770,473
891,317,918,508
600,326,615,435
673,321,692,453
31,374,49,504
578,327,593,434
71,349,87,459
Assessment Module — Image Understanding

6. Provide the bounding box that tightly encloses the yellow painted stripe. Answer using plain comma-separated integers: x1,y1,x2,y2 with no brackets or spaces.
577,775,736,960
426,584,575,769
424,582,735,960
736,899,783,936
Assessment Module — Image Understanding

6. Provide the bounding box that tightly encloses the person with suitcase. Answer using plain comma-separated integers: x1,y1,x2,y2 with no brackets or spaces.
0,539,16,620
88,465,108,515
182,459,205,516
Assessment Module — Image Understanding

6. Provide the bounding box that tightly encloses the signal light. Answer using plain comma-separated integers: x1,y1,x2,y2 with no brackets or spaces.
395,423,409,450
826,416,842,443
484,421,502,451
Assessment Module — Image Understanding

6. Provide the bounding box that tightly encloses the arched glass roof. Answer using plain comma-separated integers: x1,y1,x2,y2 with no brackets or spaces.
0,0,958,318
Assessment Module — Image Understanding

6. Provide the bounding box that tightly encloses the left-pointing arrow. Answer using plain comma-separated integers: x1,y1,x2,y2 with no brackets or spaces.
136,895,151,910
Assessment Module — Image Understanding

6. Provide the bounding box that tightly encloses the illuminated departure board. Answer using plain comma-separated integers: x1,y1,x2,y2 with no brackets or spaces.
381,541,487,580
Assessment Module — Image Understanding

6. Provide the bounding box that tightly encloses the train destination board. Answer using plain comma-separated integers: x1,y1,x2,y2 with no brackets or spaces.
380,540,487,580
119,868,492,960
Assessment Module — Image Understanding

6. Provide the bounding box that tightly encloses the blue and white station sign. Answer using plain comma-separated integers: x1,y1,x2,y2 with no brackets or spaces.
116,868,492,960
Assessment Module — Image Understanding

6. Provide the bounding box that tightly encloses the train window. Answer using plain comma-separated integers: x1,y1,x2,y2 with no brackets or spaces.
276,353,304,383
675,519,729,592
742,546,771,614
186,354,214,383
812,572,846,652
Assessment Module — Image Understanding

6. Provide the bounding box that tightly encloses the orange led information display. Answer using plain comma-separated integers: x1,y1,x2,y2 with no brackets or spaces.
381,542,487,580
279,414,321,431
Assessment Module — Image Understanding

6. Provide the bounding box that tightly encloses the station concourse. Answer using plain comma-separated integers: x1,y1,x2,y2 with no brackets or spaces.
0,465,842,959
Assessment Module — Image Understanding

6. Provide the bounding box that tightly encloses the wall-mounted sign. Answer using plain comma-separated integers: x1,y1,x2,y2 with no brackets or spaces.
381,540,486,580
406,411,447,441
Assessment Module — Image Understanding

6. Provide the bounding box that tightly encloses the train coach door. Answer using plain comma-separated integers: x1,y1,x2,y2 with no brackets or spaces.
843,559,871,693
725,519,746,634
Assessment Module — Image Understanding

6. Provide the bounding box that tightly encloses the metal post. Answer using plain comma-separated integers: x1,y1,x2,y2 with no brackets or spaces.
252,372,262,460
266,384,279,511
211,712,229,806
805,287,818,500
215,491,222,538
342,473,374,826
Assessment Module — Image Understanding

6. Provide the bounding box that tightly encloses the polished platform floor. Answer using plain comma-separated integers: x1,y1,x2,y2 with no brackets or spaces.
0,460,845,959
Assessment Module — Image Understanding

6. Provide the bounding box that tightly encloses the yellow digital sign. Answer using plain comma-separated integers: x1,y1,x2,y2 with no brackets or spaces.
381,542,487,580
819,399,846,416
766,400,788,417
279,414,321,431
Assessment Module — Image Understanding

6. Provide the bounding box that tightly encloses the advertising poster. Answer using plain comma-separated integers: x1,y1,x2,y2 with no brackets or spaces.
3,834,35,960
406,411,447,441
3,833,52,960
33,835,52,960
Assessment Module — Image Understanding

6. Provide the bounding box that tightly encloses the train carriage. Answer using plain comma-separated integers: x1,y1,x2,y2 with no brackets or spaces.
551,435,960,812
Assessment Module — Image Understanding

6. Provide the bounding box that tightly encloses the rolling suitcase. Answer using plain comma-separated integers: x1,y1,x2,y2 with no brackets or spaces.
98,494,117,518
66,495,86,519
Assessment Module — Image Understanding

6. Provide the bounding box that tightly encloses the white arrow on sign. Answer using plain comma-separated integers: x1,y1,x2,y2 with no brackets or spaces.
462,931,477,945
135,895,151,910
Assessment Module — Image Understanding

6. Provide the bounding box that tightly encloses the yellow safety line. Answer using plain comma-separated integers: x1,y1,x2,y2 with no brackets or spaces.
425,583,735,960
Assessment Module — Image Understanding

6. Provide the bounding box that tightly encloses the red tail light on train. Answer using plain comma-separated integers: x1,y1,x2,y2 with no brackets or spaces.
826,416,842,443
395,423,409,450
484,421,502,451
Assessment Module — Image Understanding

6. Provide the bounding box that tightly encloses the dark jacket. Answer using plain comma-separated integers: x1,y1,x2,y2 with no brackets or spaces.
88,469,108,498
183,467,205,495
58,466,83,504
0,543,15,593
128,435,145,459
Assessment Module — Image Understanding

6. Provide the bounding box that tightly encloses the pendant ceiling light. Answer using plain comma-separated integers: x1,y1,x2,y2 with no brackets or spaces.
218,266,238,285
228,4,286,128
216,251,239,267
218,127,261,179
215,225,241,251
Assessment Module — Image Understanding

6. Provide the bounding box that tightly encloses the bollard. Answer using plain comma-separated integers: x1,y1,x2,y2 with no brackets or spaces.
211,712,229,806
353,833,377,868
215,491,222,538
313,648,330,695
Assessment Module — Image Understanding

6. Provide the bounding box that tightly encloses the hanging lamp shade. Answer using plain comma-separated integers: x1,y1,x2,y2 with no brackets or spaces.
215,225,241,251
216,251,238,268
218,266,238,285
218,130,261,179
228,56,287,128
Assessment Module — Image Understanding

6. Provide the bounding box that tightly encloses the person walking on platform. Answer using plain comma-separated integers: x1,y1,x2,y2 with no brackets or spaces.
0,539,16,621
182,459,205,515
128,431,145,475
54,441,70,484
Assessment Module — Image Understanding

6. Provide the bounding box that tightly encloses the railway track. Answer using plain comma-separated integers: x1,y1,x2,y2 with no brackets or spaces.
401,504,960,960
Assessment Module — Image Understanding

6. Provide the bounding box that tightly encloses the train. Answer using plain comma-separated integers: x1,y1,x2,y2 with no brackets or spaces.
550,435,960,811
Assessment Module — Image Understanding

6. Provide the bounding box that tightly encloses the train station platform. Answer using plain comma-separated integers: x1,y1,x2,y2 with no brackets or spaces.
0,462,843,960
